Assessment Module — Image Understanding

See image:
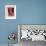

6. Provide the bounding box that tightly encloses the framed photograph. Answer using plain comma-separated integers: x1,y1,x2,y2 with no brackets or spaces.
5,5,16,19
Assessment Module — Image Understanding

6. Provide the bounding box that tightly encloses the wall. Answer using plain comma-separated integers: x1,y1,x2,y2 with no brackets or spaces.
0,0,46,44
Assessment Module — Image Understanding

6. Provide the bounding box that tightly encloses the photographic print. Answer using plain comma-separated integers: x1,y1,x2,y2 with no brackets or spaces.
5,5,16,19
8,7,14,16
